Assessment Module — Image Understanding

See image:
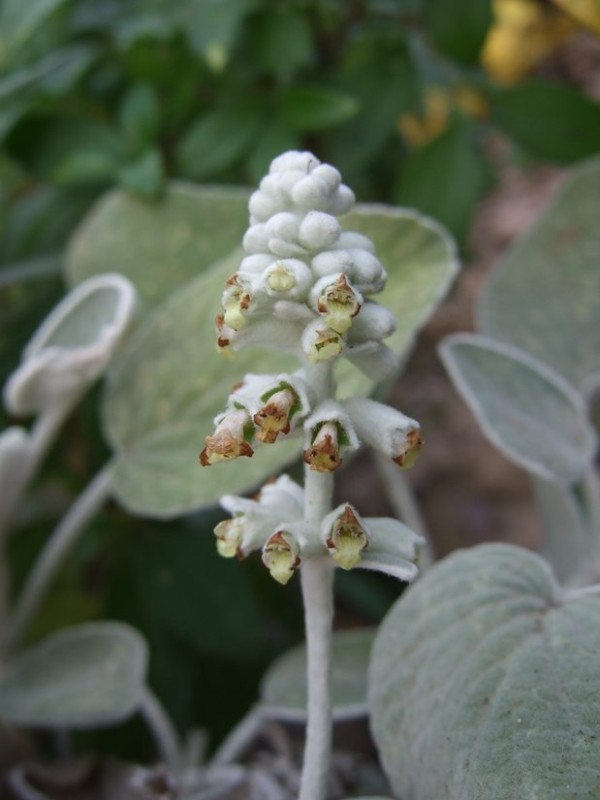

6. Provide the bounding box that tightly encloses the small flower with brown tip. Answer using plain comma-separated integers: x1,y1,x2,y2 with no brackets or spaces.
313,274,362,334
262,529,301,584
199,409,254,466
253,387,298,443
304,421,341,472
321,504,369,570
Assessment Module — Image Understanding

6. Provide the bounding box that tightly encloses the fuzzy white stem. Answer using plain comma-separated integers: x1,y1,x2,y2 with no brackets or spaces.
1,463,114,653
298,357,336,800
140,685,181,775
298,554,335,800
0,405,68,543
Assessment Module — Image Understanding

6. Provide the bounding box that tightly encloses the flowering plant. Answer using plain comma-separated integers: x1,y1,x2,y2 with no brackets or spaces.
200,151,424,799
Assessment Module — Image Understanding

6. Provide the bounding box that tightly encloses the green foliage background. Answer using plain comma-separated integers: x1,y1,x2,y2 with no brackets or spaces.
1,0,599,760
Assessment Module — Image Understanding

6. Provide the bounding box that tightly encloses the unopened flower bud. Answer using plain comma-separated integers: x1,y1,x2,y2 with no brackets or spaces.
344,397,422,469
298,211,341,251
253,388,297,443
301,320,343,363
322,504,369,570
262,530,301,584
312,274,362,334
304,421,341,472
199,410,254,466
347,302,395,343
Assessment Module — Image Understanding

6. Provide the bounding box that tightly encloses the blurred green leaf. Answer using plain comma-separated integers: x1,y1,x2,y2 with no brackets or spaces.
0,0,70,66
279,85,360,132
0,45,98,101
370,544,600,800
182,0,258,68
336,203,458,396
118,84,160,152
33,120,125,186
440,333,596,484
101,249,298,517
0,622,147,728
260,628,376,721
327,33,419,178
176,106,262,179
246,119,300,184
132,521,263,660
489,82,600,163
395,118,492,243
425,0,492,63
478,156,600,390
532,475,594,585
66,183,250,308
246,7,313,76
118,148,163,198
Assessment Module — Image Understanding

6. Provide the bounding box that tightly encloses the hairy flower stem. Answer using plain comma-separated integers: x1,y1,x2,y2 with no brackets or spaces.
0,463,114,654
299,360,336,800
299,553,335,800
140,686,181,775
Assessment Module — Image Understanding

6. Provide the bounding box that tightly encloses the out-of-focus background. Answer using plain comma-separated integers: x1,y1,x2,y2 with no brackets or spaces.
1,0,600,765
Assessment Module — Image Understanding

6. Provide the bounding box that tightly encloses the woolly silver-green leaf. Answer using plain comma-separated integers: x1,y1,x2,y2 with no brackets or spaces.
369,543,600,800
477,157,600,391
0,622,147,728
440,333,596,484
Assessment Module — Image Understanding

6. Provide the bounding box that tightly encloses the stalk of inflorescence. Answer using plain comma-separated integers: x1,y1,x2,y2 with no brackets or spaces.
199,151,425,799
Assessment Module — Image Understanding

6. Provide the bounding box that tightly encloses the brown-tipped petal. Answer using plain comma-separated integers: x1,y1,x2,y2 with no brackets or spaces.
392,427,423,470
317,275,361,334
302,321,343,363
262,531,301,585
326,505,368,570
199,411,254,466
253,388,296,443
214,519,244,558
222,274,252,331
303,421,341,472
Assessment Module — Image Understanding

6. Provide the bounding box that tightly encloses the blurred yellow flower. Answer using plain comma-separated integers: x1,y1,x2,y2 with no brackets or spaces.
398,86,488,149
551,0,600,35
482,0,575,84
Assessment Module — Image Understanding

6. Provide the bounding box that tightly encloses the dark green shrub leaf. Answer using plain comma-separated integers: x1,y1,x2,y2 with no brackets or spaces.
66,183,250,308
440,333,596,484
261,628,376,721
370,544,600,800
0,0,70,65
247,7,313,76
33,120,125,186
118,84,160,152
118,148,163,199
133,522,263,660
176,107,262,179
425,0,492,63
478,156,600,389
395,119,492,243
489,82,600,163
279,85,360,132
0,622,147,728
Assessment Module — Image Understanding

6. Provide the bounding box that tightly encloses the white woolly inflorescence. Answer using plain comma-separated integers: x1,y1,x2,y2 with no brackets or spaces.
215,151,394,367
201,151,425,584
